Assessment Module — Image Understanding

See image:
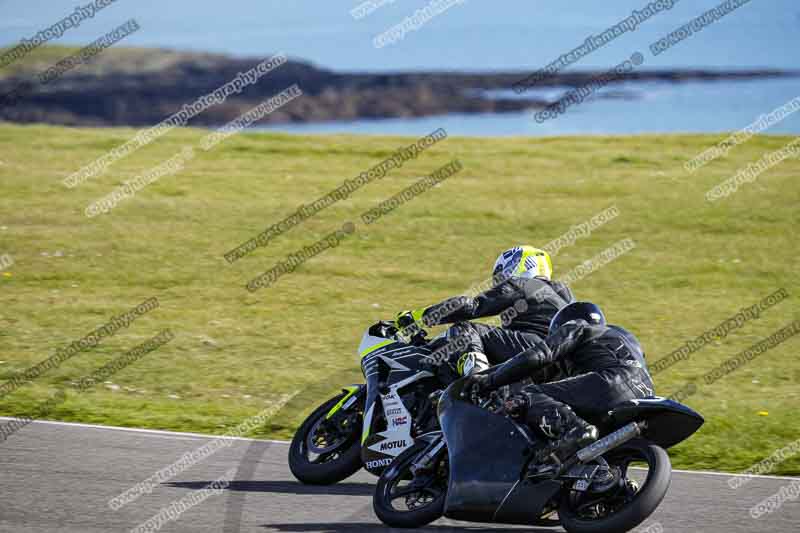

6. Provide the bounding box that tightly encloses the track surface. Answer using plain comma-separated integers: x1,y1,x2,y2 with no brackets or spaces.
1,419,797,532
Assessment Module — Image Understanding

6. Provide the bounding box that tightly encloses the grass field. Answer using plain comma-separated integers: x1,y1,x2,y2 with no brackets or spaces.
0,122,798,475
0,45,202,79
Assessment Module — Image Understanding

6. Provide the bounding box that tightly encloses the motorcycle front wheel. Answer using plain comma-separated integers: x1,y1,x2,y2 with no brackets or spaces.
373,440,448,528
288,392,363,485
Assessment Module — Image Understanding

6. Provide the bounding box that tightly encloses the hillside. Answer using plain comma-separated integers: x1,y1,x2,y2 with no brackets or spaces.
0,45,795,127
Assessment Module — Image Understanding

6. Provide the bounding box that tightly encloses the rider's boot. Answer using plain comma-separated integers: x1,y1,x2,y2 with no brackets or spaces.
522,398,598,477
529,420,598,478
535,419,598,465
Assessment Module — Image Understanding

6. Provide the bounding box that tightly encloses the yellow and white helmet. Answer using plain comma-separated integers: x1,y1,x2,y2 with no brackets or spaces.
492,245,552,280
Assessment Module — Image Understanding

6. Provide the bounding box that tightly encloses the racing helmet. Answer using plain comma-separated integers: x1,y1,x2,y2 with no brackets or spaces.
550,301,606,331
492,245,552,281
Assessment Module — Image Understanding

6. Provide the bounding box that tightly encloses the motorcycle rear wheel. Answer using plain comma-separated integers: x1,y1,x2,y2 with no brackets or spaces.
288,392,362,485
559,438,671,533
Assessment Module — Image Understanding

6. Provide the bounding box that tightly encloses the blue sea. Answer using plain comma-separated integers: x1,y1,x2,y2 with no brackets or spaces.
2,0,799,136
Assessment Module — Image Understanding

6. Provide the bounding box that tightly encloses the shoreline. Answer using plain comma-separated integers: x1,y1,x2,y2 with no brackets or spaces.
1,46,797,128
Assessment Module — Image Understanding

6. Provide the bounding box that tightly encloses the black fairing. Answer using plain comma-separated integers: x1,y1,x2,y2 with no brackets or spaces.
606,397,705,449
439,379,560,524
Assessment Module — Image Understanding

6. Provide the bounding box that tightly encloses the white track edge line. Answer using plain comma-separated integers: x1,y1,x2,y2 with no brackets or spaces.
0,417,287,443
670,467,798,482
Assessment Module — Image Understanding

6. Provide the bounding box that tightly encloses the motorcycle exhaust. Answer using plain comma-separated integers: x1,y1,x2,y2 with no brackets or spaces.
576,421,645,463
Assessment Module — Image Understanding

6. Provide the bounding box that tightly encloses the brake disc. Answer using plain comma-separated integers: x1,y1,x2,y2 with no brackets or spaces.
306,418,344,455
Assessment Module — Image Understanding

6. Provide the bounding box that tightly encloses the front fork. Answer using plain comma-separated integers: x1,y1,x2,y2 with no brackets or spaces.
410,432,446,474
320,385,365,445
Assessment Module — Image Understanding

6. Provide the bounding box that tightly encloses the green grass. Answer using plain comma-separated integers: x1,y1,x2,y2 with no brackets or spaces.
0,123,798,475
0,45,199,79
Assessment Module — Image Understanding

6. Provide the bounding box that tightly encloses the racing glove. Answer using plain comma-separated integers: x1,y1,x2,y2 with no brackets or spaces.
503,394,529,420
395,308,427,330
395,310,415,330
462,372,495,402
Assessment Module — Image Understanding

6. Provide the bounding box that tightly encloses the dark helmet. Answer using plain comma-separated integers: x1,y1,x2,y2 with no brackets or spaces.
550,301,606,332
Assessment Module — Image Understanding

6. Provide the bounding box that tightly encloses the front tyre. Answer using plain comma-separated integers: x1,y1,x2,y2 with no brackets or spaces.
373,441,447,528
559,439,671,533
288,392,362,485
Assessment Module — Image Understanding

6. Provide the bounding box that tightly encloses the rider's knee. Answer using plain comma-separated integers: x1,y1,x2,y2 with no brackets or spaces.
456,351,489,376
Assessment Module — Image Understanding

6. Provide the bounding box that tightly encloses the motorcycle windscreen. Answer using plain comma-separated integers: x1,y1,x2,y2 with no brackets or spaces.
439,380,543,523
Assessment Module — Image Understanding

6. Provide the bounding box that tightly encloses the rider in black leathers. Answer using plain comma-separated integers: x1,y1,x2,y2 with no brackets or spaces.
396,246,574,376
467,301,656,469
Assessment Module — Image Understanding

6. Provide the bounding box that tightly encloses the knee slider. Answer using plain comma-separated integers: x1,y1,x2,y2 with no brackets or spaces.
457,351,489,376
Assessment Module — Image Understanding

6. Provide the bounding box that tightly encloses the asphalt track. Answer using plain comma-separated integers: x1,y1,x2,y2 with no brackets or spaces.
1,419,797,532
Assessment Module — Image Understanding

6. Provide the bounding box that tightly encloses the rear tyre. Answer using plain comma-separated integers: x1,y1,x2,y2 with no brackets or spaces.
288,392,362,485
373,441,447,528
559,439,671,533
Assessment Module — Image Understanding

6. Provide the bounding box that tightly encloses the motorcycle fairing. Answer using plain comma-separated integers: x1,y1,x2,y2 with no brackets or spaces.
362,387,415,472
359,331,435,474
439,379,557,524
606,396,704,449
358,333,395,358
492,479,562,525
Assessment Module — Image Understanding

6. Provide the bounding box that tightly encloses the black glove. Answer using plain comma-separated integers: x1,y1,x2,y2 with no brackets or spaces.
462,372,494,401
503,393,529,420
419,354,443,372
395,311,416,330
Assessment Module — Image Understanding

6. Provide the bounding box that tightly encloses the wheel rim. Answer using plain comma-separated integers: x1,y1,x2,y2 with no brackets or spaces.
382,451,448,513
306,416,347,455
564,445,652,521
300,407,360,465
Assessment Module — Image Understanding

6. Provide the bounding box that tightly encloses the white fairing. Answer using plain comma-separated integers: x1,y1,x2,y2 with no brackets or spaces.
366,388,414,458
366,372,434,458
358,331,391,357
359,327,435,461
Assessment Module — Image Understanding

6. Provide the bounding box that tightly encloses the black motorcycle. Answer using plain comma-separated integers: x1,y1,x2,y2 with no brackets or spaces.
289,320,453,485
374,375,704,532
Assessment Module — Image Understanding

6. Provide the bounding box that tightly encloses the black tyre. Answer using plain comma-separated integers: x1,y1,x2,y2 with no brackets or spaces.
288,392,363,485
559,439,671,533
373,440,448,528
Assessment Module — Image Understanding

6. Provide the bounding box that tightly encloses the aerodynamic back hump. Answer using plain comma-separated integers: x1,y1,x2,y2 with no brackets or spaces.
607,397,705,450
